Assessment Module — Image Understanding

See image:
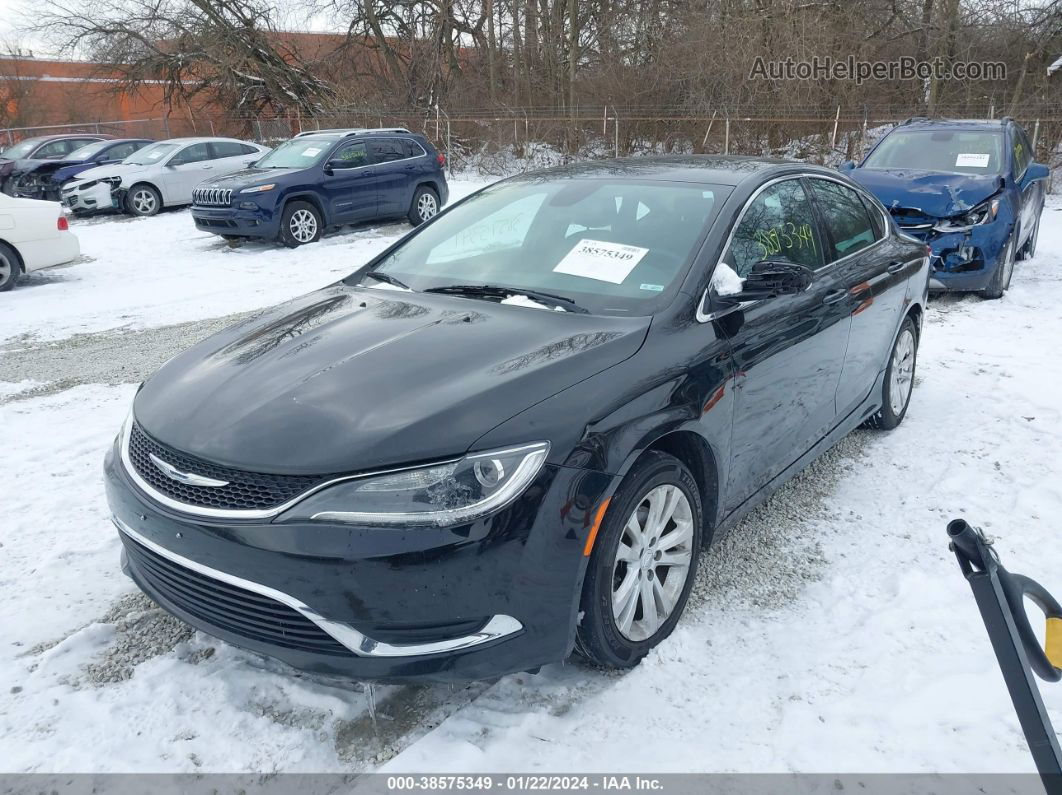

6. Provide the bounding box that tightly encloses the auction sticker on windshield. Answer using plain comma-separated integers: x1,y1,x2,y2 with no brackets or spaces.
955,153,991,168
553,239,649,284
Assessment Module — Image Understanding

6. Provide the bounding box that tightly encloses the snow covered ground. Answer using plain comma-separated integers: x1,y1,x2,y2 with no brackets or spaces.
2,184,1061,774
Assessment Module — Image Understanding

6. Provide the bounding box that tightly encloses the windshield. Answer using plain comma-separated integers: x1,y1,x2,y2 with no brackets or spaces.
124,142,178,165
1,139,41,159
255,138,333,168
349,178,728,316
66,141,111,161
864,130,1004,175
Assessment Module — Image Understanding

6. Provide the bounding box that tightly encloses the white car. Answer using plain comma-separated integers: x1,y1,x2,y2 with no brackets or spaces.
0,192,80,292
61,137,270,217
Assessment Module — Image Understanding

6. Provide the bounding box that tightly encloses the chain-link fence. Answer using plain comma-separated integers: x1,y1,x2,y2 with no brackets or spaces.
4,105,1060,191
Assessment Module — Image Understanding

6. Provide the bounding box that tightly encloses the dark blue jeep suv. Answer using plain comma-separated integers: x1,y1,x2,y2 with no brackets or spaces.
841,117,1049,299
190,128,449,247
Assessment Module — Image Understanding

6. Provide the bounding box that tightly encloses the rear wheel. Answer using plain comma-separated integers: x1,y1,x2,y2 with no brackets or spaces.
0,242,20,292
407,186,439,226
864,316,918,430
124,183,161,217
982,232,1016,299
279,201,322,248
575,451,703,669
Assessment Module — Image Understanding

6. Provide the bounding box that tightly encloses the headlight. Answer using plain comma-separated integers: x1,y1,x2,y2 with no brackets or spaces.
933,198,999,232
287,442,550,527
240,183,276,194
76,180,98,190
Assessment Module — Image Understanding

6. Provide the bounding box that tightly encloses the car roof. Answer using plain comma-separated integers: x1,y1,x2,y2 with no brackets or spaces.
153,137,256,145
507,155,839,187
892,117,1009,132
17,133,113,144
292,127,416,141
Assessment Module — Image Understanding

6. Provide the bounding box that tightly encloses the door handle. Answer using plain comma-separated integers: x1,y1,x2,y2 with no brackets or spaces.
886,260,905,274
822,289,847,304
201,165,213,170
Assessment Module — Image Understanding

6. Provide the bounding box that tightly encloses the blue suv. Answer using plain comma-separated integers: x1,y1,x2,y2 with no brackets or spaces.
841,117,1049,298
191,128,449,247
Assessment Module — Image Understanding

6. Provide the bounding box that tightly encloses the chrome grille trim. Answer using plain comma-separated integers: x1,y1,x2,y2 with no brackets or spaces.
192,187,233,206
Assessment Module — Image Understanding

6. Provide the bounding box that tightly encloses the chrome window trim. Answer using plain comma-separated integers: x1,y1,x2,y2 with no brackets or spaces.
113,516,523,657
118,414,460,520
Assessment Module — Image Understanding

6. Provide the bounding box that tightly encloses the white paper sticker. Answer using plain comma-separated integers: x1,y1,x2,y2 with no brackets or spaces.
302,147,322,157
553,239,649,284
956,153,991,168
146,151,163,159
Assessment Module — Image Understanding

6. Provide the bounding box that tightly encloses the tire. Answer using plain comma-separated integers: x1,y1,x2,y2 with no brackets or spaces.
575,451,703,669
864,316,918,431
278,201,323,248
124,183,162,217
0,241,21,292
982,231,1017,299
407,186,439,226
1018,209,1041,261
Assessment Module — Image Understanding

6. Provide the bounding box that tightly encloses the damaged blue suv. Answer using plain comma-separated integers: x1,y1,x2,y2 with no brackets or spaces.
842,117,1049,298
191,128,448,247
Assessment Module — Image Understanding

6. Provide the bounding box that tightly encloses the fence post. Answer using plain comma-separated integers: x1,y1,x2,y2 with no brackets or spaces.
613,109,620,157
446,117,452,177
1033,119,1040,150
724,117,730,155
830,105,840,150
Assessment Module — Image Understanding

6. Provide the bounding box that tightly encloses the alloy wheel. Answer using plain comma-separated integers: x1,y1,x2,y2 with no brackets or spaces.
1001,235,1016,287
611,484,694,642
131,189,157,215
417,193,438,221
289,209,318,243
889,328,916,416
0,252,13,288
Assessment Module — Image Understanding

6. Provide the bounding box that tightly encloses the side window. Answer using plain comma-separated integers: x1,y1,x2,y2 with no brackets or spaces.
726,179,824,277
106,142,138,160
34,140,76,159
858,192,886,240
405,139,426,158
368,140,406,163
331,141,368,167
238,143,259,155
210,142,244,159
170,143,211,165
1012,128,1033,178
807,179,877,261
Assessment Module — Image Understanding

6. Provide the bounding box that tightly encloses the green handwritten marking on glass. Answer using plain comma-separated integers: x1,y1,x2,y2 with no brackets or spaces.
753,223,816,260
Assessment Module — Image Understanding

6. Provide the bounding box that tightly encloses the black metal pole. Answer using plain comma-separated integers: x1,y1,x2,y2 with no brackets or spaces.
948,519,1062,794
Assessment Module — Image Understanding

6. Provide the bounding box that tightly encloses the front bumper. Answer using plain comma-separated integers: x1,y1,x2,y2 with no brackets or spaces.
104,439,612,682
903,222,1011,293
62,182,118,213
191,204,280,239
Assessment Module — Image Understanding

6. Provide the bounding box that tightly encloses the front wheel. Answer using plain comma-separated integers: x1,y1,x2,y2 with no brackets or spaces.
864,316,918,430
982,232,1017,299
407,186,439,226
124,183,161,217
575,451,703,669
278,201,322,248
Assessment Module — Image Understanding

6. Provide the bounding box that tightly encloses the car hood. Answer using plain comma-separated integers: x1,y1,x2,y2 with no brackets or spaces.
849,168,1003,218
134,285,650,474
72,162,148,183
197,167,302,188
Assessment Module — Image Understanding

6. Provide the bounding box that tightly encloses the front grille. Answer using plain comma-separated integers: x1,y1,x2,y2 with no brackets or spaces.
194,217,238,228
127,422,329,511
192,187,233,206
121,531,354,656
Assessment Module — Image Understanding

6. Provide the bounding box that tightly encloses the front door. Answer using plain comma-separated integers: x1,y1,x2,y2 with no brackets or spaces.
366,138,412,216
321,141,375,224
164,143,215,204
718,177,852,513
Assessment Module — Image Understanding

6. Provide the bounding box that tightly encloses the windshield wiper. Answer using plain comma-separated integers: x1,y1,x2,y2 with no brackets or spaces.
363,271,412,291
423,284,589,314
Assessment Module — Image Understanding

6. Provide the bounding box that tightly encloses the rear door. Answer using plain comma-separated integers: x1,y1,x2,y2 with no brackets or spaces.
366,138,412,215
211,141,264,175
1011,126,1039,245
720,176,852,513
806,177,912,418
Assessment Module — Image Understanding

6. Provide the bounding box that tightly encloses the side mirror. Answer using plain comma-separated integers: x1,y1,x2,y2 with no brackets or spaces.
729,258,814,302
838,160,856,172
1025,162,1050,183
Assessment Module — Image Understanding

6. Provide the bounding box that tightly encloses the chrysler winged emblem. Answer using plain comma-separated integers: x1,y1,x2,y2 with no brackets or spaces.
148,453,229,488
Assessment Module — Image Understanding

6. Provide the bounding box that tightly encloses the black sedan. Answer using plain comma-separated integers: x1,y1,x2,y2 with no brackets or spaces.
104,157,929,681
